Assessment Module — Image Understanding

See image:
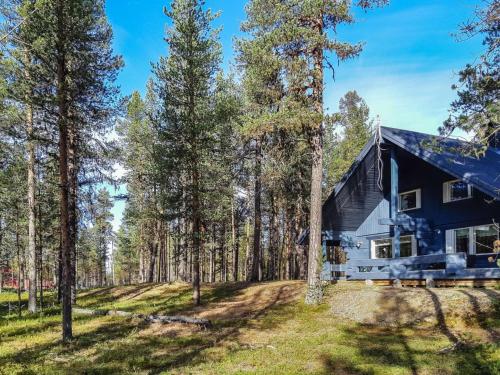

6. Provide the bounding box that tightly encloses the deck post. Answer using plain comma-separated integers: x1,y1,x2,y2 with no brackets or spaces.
321,236,331,281
391,147,400,258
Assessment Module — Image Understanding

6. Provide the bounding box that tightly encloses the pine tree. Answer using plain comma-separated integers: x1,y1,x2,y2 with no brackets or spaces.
324,90,373,192
441,1,499,154
154,0,221,305
241,0,387,303
16,0,122,340
91,189,114,286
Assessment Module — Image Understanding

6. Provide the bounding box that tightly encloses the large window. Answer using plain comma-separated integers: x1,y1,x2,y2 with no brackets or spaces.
400,236,414,257
371,235,416,259
443,180,472,203
446,224,499,254
372,238,392,259
455,228,470,253
399,189,421,211
475,225,498,254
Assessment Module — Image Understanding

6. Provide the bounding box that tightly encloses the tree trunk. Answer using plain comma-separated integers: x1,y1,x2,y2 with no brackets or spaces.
220,222,227,282
192,166,201,305
147,238,157,283
16,218,22,318
244,218,251,281
250,138,262,282
26,88,37,314
305,24,325,304
231,198,239,282
57,0,72,340
68,118,77,304
268,194,279,280
37,179,44,310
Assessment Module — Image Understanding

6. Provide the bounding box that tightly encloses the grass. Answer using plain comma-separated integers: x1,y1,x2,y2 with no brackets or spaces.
0,281,498,374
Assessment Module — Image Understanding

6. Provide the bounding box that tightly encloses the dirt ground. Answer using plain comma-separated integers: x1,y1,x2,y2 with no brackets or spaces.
329,282,499,335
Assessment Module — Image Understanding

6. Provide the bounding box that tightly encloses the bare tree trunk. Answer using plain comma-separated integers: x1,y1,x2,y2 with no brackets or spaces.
37,188,44,310
68,118,77,304
220,222,227,282
250,138,262,282
16,218,22,317
209,225,215,283
57,0,72,340
305,25,325,304
148,237,157,283
192,166,201,305
26,86,37,314
244,218,251,281
268,194,279,280
231,199,239,282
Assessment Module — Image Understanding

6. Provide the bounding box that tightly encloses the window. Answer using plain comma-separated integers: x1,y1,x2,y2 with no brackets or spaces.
454,228,470,253
475,225,498,254
372,238,392,259
446,224,499,254
443,180,472,203
400,236,414,257
399,189,421,211
371,235,417,259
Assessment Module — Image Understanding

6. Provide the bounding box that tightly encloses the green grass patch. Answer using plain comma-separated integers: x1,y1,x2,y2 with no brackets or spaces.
0,282,498,374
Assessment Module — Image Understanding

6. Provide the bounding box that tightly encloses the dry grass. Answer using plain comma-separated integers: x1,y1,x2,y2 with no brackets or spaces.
0,281,498,374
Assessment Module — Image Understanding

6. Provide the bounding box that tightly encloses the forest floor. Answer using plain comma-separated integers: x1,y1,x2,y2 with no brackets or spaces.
0,281,498,375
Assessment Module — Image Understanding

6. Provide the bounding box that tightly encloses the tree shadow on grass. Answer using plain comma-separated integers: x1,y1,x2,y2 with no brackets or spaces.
319,354,375,375
423,288,461,345
330,287,499,375
86,283,303,374
77,284,158,308
0,282,304,374
0,316,141,370
461,288,500,341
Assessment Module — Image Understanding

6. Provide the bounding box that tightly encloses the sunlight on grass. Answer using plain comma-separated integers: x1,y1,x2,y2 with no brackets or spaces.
0,282,498,374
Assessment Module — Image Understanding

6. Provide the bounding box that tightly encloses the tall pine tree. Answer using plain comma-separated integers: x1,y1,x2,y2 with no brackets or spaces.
154,0,221,305
241,0,387,303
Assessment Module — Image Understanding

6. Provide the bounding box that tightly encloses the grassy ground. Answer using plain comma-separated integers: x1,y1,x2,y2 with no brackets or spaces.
0,281,498,375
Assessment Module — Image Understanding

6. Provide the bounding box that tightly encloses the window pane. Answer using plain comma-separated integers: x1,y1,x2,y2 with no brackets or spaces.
374,239,392,258
400,236,413,257
450,181,469,200
475,225,498,254
455,228,469,253
400,191,417,210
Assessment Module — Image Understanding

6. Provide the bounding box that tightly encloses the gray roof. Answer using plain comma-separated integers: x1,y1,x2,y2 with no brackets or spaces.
327,127,500,203
381,127,500,200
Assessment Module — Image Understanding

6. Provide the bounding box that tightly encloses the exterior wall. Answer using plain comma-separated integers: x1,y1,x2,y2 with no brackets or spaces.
396,146,500,257
324,145,499,279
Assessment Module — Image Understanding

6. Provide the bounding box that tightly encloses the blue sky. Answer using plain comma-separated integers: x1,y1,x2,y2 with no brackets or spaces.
105,0,485,231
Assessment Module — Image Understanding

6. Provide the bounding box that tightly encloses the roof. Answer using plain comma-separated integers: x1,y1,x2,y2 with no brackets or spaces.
326,126,500,204
381,127,500,200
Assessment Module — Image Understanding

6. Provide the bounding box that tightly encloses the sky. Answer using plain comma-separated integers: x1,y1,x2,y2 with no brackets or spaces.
105,0,486,231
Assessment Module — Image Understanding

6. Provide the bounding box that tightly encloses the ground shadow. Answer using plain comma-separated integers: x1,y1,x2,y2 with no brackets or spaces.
0,281,304,374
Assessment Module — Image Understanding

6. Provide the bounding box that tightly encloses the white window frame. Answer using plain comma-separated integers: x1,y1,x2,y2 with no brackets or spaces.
371,235,417,259
398,189,421,212
443,179,472,203
445,224,499,255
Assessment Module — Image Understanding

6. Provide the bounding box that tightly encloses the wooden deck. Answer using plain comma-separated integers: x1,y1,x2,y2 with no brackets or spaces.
322,252,500,281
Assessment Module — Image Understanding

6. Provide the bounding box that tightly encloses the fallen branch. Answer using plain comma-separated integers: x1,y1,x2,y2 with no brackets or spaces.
438,340,467,354
73,308,212,328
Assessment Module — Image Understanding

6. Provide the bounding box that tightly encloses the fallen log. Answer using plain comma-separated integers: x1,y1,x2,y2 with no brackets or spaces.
73,308,212,328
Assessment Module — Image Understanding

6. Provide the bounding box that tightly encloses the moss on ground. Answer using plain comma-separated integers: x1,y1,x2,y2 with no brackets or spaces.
0,282,498,374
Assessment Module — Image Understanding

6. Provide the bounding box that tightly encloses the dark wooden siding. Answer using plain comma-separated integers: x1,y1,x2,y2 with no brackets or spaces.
322,146,386,232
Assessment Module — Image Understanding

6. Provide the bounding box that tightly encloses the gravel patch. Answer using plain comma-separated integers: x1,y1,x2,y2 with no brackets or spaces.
329,283,499,329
